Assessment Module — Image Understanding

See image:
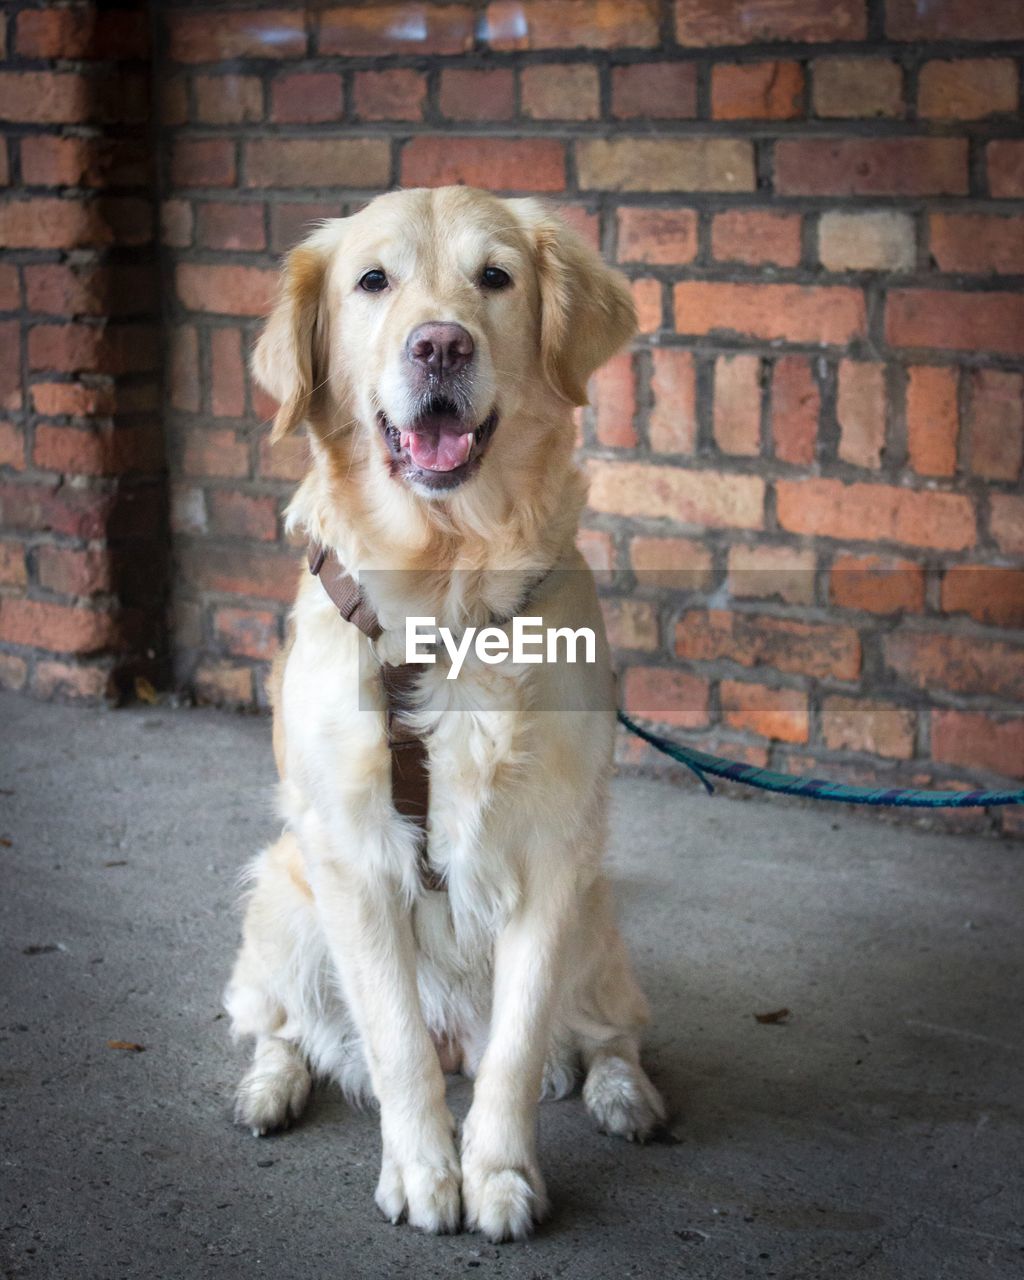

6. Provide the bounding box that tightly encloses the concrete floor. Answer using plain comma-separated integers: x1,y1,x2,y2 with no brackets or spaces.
1,693,1022,1280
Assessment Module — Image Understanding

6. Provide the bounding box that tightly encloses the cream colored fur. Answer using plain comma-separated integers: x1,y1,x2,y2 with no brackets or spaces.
224,187,665,1242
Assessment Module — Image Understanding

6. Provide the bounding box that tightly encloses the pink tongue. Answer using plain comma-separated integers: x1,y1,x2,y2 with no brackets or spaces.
402,427,474,472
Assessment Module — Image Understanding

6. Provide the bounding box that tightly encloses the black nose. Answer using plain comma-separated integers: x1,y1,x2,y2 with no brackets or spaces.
406,323,474,376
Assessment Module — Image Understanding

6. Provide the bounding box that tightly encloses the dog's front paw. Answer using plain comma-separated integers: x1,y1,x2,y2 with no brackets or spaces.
583,1053,666,1142
461,1159,548,1242
375,1148,461,1234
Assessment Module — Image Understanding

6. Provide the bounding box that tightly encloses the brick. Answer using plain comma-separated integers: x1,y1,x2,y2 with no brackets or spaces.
185,545,301,603
818,211,915,272
771,357,819,465
246,138,390,189
21,136,147,189
194,75,263,124
813,57,903,118
932,711,1024,782
402,137,565,192
822,697,916,760
576,527,614,579
25,264,153,318
354,70,427,122
161,199,192,248
0,541,26,588
161,78,188,127
170,484,207,536
0,653,27,691
727,543,816,606
577,138,754,192
649,350,697,454
438,69,514,121
320,4,474,55
612,63,697,119
622,666,709,729
884,631,1023,701
31,384,113,417
711,211,801,267
28,323,159,376
0,422,25,470
712,61,803,120
988,141,1024,198
171,139,235,189
0,72,89,124
676,0,866,44
196,202,265,252
521,65,600,120
601,598,659,651
587,460,764,529
32,424,161,476
208,489,278,541
887,0,1024,40
168,10,306,61
194,661,254,707
942,567,1024,630
777,478,975,550
837,361,886,469
270,201,341,253
0,198,112,249
272,73,344,124
675,609,861,681
36,546,113,598
630,536,713,589
214,607,281,661
484,0,659,50
0,265,18,311
714,355,761,456
0,598,117,655
0,322,20,410
617,208,697,265
918,59,1017,120
906,366,958,478
210,329,247,417
32,660,112,701
886,291,1024,357
17,8,148,58
929,215,1024,276
177,264,276,317
991,495,1024,556
170,325,200,413
0,482,114,539
967,370,1023,481
183,428,249,480
721,680,808,744
591,353,636,448
775,139,967,196
674,282,866,345
628,279,659,335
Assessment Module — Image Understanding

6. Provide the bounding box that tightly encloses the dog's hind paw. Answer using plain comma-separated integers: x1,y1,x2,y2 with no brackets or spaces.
375,1150,462,1234
462,1164,548,1243
583,1053,665,1142
234,1038,311,1136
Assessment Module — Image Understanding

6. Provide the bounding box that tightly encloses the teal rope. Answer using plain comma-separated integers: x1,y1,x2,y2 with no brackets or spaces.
617,710,1024,810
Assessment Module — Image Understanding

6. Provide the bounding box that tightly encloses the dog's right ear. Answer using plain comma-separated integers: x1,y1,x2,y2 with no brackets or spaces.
252,243,328,443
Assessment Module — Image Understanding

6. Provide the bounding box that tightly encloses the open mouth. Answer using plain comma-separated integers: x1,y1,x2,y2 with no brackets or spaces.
378,397,499,492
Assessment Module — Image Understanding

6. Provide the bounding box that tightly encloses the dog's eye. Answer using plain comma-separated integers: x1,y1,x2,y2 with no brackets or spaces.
358,269,389,293
480,267,511,291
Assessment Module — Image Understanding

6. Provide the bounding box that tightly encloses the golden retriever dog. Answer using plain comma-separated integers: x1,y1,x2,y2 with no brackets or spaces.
224,186,665,1242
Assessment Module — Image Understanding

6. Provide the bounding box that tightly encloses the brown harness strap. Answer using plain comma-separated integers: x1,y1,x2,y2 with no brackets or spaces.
307,542,444,893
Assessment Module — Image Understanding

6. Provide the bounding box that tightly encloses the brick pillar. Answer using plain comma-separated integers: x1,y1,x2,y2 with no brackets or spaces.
0,3,167,701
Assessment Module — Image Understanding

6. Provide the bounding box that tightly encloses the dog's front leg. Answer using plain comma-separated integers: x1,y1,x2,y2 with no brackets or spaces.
315,864,460,1233
461,867,577,1242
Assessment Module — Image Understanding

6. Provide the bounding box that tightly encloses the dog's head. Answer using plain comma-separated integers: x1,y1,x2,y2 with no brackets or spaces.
253,187,635,501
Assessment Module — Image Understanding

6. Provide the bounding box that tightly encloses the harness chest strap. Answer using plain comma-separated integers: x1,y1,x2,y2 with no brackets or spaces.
307,542,444,893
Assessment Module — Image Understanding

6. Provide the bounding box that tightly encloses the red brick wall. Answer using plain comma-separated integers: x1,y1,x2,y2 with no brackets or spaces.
3,1,1023,833
0,3,167,699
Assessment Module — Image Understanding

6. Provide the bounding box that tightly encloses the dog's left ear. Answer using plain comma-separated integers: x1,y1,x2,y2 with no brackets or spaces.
512,200,637,407
253,241,329,443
